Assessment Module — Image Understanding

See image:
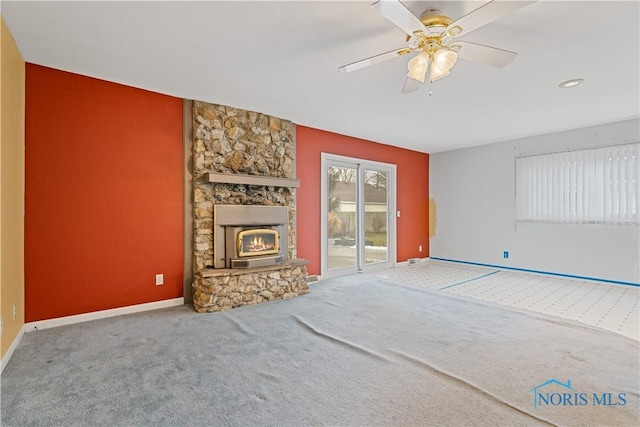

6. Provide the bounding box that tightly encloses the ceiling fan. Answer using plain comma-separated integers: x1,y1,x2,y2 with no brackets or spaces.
339,0,535,93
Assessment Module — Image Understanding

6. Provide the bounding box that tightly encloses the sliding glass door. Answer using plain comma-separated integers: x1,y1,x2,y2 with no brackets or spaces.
321,154,396,278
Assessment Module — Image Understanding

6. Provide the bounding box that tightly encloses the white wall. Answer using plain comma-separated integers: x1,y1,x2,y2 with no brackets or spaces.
430,118,639,284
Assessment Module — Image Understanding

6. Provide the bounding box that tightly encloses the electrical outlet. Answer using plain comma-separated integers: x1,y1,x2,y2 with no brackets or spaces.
12,303,17,320
419,245,423,252
503,251,509,259
397,211,400,217
155,274,164,286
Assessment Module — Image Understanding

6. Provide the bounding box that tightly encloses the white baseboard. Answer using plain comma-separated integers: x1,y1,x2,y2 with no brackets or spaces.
1,325,25,374
24,297,185,332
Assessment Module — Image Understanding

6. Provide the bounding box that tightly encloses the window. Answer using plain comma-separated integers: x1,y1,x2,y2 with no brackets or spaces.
516,143,639,225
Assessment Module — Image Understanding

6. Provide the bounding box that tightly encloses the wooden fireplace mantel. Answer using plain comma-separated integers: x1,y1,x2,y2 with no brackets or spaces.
207,173,300,188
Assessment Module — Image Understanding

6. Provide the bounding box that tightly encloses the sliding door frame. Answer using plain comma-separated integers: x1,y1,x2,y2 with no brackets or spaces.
320,153,397,279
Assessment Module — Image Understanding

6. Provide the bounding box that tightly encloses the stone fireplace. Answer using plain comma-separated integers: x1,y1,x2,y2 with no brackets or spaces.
191,101,309,313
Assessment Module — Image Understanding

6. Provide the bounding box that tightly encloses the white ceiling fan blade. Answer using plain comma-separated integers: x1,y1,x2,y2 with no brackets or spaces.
371,0,427,37
401,77,421,94
447,0,535,38
339,47,407,73
453,41,517,68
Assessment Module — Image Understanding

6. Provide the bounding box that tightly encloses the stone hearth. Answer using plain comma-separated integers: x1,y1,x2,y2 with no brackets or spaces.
193,260,308,313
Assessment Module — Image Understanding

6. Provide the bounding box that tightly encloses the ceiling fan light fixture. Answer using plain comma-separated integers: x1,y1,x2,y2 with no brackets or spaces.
429,64,450,83
434,48,458,72
407,52,430,83
428,48,457,82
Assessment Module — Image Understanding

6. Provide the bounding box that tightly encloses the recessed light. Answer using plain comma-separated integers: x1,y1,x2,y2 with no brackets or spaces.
559,79,585,88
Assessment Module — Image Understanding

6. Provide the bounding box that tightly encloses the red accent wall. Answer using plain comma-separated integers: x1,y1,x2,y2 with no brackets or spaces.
296,126,429,276
25,64,184,322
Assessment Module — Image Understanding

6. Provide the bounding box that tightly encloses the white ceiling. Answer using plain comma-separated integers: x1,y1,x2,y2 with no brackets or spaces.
2,1,639,153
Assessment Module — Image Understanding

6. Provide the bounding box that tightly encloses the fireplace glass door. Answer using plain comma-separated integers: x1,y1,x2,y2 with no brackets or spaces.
237,229,279,257
322,154,396,278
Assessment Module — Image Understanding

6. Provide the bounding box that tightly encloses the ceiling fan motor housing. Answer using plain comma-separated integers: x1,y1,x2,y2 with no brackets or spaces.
419,9,453,36
406,9,454,49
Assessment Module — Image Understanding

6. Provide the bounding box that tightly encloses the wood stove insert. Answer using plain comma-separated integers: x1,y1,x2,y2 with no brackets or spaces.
214,205,288,269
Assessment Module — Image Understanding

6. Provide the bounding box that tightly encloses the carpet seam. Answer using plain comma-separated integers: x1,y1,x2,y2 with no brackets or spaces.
293,315,391,363
222,313,253,336
389,350,559,427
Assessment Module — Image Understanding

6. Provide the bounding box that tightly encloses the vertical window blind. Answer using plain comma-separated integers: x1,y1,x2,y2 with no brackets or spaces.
516,143,639,224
